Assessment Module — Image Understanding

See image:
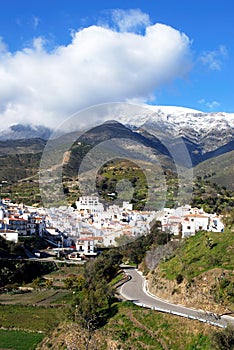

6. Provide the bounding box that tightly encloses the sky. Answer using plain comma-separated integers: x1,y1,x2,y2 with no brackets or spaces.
0,0,233,129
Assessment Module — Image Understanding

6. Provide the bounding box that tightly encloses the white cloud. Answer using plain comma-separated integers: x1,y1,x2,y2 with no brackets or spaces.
0,21,192,129
33,16,40,30
200,45,228,71
0,37,7,53
111,9,150,32
198,98,220,110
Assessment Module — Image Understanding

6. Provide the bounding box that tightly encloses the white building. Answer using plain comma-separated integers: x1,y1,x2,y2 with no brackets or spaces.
76,196,104,214
181,214,209,238
162,215,182,236
159,205,224,238
75,237,101,256
0,229,18,243
208,214,224,232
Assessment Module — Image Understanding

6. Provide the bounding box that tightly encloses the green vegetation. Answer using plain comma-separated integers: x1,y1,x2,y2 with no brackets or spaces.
2,138,234,213
223,208,234,228
194,150,234,191
0,329,44,350
191,176,234,214
1,137,234,348
0,263,78,349
118,222,171,265
157,229,234,281
9,179,42,206
0,152,42,184
96,159,148,210
0,236,26,259
0,305,63,350
0,305,63,332
211,326,234,350
0,289,73,306
104,302,213,350
0,259,57,288
62,301,213,350
0,237,233,349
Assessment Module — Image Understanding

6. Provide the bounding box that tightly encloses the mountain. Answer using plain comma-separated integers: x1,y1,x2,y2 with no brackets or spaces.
117,105,234,161
0,124,52,141
1,105,233,186
193,150,234,190
62,120,175,178
49,105,234,173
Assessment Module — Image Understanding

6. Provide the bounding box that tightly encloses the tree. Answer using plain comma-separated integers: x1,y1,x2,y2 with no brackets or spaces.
211,326,234,350
72,261,115,350
223,209,234,228
64,274,85,290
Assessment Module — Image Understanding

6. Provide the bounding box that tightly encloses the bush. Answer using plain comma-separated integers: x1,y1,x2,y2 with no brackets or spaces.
176,274,184,284
211,326,234,350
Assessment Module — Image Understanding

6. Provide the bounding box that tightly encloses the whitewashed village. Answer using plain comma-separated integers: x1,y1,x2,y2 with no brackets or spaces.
0,195,224,261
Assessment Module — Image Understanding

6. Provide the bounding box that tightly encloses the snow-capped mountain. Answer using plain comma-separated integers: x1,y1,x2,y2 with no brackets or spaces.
0,124,52,141
117,105,234,153
0,105,233,167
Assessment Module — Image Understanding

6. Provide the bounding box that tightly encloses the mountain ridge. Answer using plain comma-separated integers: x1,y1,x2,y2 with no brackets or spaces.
0,105,233,186
117,105,234,153
0,124,52,141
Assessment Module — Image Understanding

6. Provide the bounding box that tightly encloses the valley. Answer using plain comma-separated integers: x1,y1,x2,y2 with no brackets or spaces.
0,106,233,349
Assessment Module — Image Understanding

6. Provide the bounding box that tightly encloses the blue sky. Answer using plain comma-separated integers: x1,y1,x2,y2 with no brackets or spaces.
0,0,233,128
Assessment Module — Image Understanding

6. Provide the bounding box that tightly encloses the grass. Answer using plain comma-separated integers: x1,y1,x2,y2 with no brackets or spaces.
0,264,221,349
158,228,234,281
42,264,84,288
0,263,78,339
0,290,73,306
0,305,64,333
0,329,44,350
102,301,213,350
0,269,74,350
5,280,215,350
109,271,125,286
194,150,234,191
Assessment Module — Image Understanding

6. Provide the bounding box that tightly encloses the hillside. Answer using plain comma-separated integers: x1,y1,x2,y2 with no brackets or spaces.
38,302,214,350
0,138,45,184
193,150,234,190
145,228,234,314
0,112,233,209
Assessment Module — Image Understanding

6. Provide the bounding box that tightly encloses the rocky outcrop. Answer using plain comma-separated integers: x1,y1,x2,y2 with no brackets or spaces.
147,267,233,314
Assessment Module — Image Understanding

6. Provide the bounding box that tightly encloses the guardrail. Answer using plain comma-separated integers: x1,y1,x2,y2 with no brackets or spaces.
121,270,228,329
114,275,131,289
133,302,226,328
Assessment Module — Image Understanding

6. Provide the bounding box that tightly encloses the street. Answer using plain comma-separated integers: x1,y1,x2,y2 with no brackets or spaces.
119,268,234,328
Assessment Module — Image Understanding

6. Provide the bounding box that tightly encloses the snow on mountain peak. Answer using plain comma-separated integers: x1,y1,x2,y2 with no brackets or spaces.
117,104,234,134
146,105,202,115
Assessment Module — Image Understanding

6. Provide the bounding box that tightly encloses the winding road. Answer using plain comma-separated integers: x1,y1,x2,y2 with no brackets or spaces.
119,268,234,328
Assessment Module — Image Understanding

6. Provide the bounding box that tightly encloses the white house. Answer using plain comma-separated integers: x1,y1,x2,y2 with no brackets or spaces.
208,215,224,232
75,237,101,256
162,215,182,236
0,229,18,243
76,196,104,214
181,214,209,238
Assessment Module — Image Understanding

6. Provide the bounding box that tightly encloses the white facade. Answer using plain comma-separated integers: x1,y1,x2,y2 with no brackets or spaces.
159,206,224,238
76,196,104,214
75,237,98,255
0,229,18,243
209,215,224,232
0,208,4,221
182,214,209,238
